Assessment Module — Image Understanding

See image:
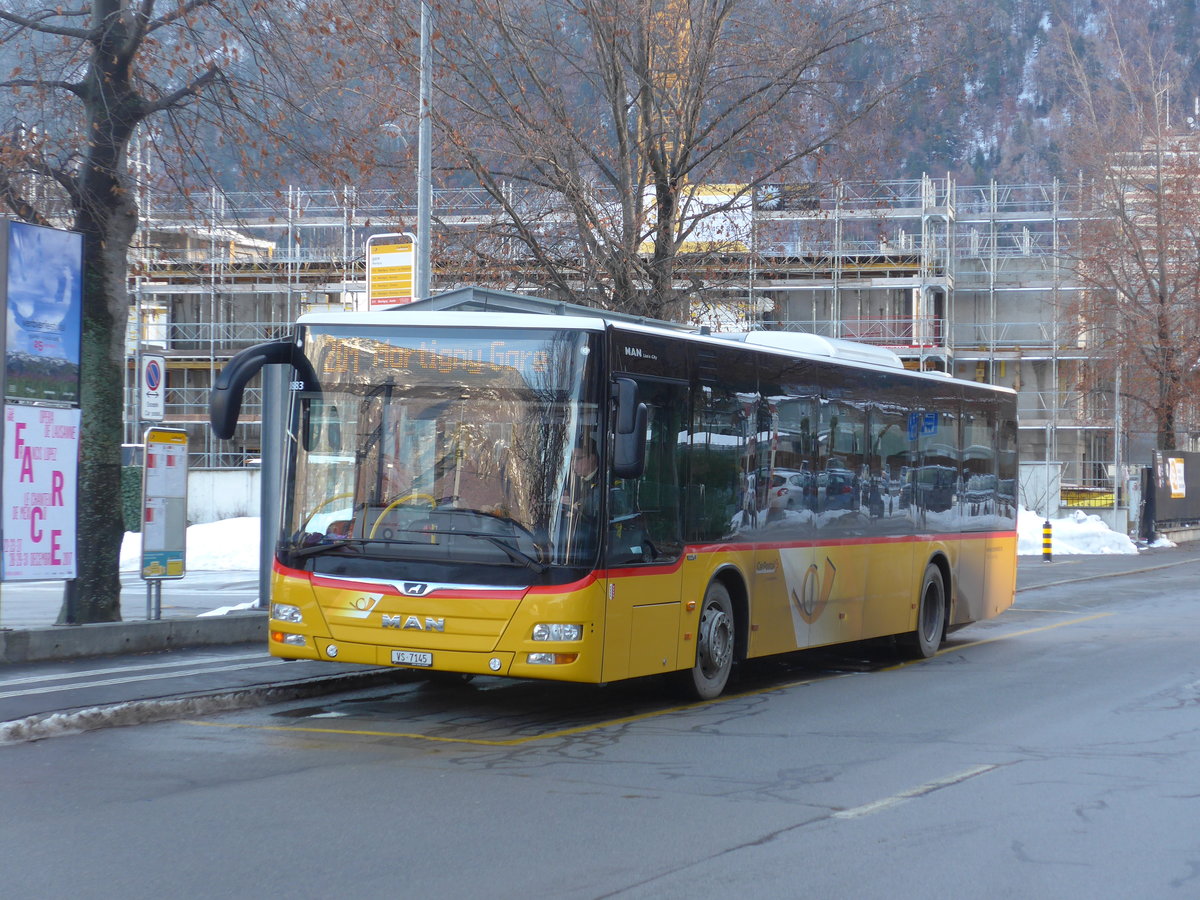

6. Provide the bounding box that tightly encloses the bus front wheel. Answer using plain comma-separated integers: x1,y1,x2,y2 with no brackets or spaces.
902,564,946,658
684,580,735,700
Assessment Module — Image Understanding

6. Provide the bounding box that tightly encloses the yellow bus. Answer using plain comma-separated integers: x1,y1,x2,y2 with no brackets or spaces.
211,309,1018,699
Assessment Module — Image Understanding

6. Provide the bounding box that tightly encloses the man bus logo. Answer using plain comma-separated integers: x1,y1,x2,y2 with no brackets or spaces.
401,582,432,596
382,614,445,632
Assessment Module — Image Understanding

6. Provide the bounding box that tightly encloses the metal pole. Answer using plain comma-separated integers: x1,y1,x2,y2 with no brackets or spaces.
1113,365,1122,520
259,366,286,610
1044,421,1052,519
416,1,432,301
1044,416,1054,562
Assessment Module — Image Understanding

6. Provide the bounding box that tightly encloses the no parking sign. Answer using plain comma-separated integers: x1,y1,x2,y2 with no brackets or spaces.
141,354,165,422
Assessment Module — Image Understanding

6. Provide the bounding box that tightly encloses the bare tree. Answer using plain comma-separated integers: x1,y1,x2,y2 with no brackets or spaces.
1052,0,1200,451
0,1,309,622
343,0,939,321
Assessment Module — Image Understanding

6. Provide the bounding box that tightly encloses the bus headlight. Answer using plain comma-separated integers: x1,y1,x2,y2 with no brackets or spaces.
532,623,582,641
271,603,303,623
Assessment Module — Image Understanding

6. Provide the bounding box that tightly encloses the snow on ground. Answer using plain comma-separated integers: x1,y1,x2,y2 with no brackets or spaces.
119,517,261,572
120,509,1153,572
1016,506,1144,556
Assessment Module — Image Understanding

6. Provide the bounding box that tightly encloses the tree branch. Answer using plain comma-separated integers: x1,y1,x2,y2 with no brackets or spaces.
0,78,85,98
143,64,223,115
0,8,91,40
145,0,218,35
0,173,51,226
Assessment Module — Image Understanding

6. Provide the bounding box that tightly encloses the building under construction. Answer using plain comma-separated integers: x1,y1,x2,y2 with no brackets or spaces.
129,176,1177,520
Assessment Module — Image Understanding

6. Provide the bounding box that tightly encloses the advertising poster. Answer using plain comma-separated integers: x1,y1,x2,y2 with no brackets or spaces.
1,403,79,581
1168,456,1186,500
3,221,83,406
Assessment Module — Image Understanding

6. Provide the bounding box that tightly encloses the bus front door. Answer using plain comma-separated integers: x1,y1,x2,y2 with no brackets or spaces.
602,378,687,682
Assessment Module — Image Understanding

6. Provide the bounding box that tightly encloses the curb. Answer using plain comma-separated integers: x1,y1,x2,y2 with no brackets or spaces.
0,667,405,745
0,612,266,665
1016,554,1200,595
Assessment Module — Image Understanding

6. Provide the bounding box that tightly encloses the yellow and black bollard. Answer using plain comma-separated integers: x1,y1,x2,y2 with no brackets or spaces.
1042,519,1052,561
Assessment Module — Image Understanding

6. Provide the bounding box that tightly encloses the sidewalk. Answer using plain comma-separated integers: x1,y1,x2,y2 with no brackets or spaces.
1015,541,1200,592
0,571,264,665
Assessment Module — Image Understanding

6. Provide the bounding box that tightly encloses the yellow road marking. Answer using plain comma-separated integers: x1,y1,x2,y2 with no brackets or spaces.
184,612,1115,744
183,695,747,745
879,612,1115,672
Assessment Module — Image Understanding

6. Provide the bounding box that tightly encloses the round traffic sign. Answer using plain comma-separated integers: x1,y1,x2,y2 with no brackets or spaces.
145,358,162,391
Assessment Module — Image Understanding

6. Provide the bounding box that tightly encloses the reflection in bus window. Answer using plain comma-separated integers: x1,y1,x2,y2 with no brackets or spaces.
283,327,602,572
687,369,754,541
962,410,997,522
606,379,685,565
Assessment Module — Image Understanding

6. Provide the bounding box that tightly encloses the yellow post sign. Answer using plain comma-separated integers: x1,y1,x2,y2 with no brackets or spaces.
141,427,188,580
367,233,416,309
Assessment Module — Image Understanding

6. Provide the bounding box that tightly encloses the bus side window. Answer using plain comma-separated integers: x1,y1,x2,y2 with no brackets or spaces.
606,379,686,565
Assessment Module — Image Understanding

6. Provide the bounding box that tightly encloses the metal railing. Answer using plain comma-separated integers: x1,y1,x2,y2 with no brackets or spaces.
165,321,292,354
772,317,946,348
147,186,501,223
950,321,1067,349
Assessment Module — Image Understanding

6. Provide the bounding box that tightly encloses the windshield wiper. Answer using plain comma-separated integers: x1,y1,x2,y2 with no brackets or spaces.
284,536,427,559
478,534,548,573
421,527,548,573
287,527,548,572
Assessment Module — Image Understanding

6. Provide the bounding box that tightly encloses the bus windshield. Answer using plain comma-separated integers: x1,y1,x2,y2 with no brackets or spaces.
282,325,602,575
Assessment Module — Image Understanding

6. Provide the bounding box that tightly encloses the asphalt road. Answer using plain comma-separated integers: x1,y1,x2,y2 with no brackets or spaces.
3,548,1200,898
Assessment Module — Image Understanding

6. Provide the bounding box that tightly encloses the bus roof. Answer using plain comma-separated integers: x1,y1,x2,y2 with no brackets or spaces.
296,309,612,332
295,309,1014,395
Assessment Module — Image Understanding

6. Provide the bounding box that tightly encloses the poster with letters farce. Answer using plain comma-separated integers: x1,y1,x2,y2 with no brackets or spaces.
1,403,79,580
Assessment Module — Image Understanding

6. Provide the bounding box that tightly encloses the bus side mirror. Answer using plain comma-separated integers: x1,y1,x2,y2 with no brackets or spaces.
210,339,319,440
612,377,647,479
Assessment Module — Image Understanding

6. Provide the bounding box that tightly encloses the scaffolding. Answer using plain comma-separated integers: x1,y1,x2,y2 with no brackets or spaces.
126,176,1179,501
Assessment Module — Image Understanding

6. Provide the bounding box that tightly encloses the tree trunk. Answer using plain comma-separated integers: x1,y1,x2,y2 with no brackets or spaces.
61,91,140,622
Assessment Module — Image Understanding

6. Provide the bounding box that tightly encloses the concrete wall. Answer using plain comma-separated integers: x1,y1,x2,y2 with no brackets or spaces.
189,469,261,523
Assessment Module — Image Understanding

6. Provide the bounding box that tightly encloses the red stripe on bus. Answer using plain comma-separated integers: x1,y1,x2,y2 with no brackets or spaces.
687,530,1016,555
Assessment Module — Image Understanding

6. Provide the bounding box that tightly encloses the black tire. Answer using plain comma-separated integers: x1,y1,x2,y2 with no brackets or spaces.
684,580,735,700
902,564,946,658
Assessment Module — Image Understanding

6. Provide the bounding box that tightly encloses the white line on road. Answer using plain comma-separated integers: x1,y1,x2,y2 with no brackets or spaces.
832,764,999,820
0,651,268,688
0,659,287,701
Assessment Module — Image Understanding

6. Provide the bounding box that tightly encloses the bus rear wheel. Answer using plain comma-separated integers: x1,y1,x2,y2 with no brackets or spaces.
902,564,946,658
684,580,735,700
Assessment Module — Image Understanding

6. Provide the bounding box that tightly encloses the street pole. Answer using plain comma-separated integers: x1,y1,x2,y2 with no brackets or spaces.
1044,421,1053,561
416,1,432,301
1113,365,1122,525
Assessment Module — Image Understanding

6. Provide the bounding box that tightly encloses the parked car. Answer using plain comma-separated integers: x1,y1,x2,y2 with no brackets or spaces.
823,467,858,510
767,468,810,510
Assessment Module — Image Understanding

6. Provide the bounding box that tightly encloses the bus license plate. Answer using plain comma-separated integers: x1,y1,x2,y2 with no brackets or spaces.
391,650,433,667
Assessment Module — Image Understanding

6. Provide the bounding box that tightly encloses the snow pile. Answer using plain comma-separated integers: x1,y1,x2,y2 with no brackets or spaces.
119,516,261,572
1016,507,1139,556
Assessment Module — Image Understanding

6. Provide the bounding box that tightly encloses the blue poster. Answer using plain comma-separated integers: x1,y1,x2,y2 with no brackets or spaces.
4,220,83,406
